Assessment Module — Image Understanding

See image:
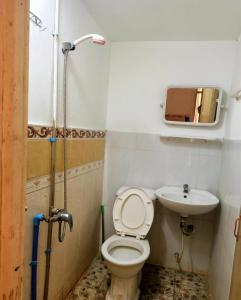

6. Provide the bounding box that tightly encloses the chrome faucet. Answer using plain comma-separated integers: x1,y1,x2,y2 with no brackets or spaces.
58,210,73,232
183,184,189,194
49,209,73,242
50,208,73,232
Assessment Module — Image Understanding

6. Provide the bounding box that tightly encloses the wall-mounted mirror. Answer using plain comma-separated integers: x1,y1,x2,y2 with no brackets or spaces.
163,87,222,126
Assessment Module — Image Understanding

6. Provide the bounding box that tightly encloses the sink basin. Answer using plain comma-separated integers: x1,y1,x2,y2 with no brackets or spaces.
155,186,219,216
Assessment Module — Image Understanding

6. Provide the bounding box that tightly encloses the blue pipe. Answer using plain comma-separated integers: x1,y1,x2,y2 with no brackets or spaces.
30,214,44,300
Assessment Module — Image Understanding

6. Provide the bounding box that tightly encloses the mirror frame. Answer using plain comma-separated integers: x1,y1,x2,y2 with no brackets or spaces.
162,86,223,127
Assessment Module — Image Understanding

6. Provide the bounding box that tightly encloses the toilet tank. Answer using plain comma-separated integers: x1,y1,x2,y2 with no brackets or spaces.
116,186,156,200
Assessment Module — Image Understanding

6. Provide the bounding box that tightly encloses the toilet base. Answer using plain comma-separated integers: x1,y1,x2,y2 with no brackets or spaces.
105,271,141,300
106,289,140,300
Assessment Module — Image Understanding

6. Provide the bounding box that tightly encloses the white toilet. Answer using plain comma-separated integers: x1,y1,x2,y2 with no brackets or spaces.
101,186,155,300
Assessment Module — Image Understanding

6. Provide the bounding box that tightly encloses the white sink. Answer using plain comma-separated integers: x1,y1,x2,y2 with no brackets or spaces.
155,186,219,216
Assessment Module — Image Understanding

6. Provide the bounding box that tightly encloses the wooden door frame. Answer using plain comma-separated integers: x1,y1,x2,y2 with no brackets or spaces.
229,210,241,299
0,0,29,298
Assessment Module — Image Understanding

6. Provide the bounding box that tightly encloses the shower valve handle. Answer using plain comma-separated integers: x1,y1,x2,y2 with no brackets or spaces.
58,210,73,232
49,209,73,232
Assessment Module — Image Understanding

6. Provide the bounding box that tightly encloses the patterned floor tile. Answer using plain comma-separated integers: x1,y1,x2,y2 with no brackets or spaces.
175,271,208,287
174,270,210,300
65,255,211,300
65,255,110,300
174,287,211,300
140,264,175,299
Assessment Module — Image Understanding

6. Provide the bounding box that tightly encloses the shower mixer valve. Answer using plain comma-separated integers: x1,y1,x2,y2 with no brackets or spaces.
49,209,73,231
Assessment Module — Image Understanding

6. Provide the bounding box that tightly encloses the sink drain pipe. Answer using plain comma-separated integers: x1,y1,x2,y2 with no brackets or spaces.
30,214,45,300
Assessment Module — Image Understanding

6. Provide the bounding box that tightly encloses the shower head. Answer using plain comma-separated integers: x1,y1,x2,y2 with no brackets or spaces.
62,34,106,53
74,34,105,46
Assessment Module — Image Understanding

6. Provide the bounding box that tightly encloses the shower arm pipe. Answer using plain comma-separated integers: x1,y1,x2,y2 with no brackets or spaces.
62,33,106,53
73,34,105,46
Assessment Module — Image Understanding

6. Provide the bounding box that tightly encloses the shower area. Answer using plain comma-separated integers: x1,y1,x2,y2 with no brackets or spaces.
25,0,110,299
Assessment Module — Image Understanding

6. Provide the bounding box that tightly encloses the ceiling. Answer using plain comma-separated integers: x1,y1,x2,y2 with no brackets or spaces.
82,0,241,41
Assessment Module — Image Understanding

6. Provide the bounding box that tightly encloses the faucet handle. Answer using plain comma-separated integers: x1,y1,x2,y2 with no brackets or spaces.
183,184,189,193
67,213,73,232
59,210,73,232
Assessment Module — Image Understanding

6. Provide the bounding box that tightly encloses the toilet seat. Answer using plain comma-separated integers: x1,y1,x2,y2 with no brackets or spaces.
101,186,155,300
101,234,150,266
113,187,154,239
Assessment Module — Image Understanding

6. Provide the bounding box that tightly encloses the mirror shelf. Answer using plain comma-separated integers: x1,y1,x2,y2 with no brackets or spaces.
162,87,223,127
159,134,223,143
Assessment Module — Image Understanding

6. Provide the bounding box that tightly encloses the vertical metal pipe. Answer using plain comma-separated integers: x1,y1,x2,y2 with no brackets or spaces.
52,0,60,129
43,135,56,300
63,52,68,211
43,223,53,300
43,0,59,298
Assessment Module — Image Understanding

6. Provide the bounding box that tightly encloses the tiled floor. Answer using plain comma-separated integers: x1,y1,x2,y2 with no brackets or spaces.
65,255,211,300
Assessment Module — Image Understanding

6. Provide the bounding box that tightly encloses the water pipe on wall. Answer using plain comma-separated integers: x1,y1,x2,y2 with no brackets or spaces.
43,0,59,298
30,214,45,300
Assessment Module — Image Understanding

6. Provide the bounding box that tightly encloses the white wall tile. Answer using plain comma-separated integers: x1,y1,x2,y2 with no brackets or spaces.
103,131,221,273
209,140,241,300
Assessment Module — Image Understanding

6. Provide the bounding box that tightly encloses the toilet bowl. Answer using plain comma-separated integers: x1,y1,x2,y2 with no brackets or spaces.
101,186,155,300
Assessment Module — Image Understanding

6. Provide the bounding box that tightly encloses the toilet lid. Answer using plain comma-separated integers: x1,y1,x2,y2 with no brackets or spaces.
113,188,154,239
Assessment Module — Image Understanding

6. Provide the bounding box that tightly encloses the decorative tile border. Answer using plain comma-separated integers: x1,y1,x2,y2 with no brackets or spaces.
28,125,52,138
56,127,106,139
26,160,104,194
28,125,106,139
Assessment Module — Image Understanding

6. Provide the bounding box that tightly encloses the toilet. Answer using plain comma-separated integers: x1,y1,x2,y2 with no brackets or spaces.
101,186,155,300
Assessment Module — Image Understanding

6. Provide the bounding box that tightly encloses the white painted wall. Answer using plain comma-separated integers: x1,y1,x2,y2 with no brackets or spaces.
106,41,237,138
209,140,241,300
57,0,110,129
209,34,241,300
28,0,111,130
225,35,241,139
28,0,55,125
82,0,241,41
